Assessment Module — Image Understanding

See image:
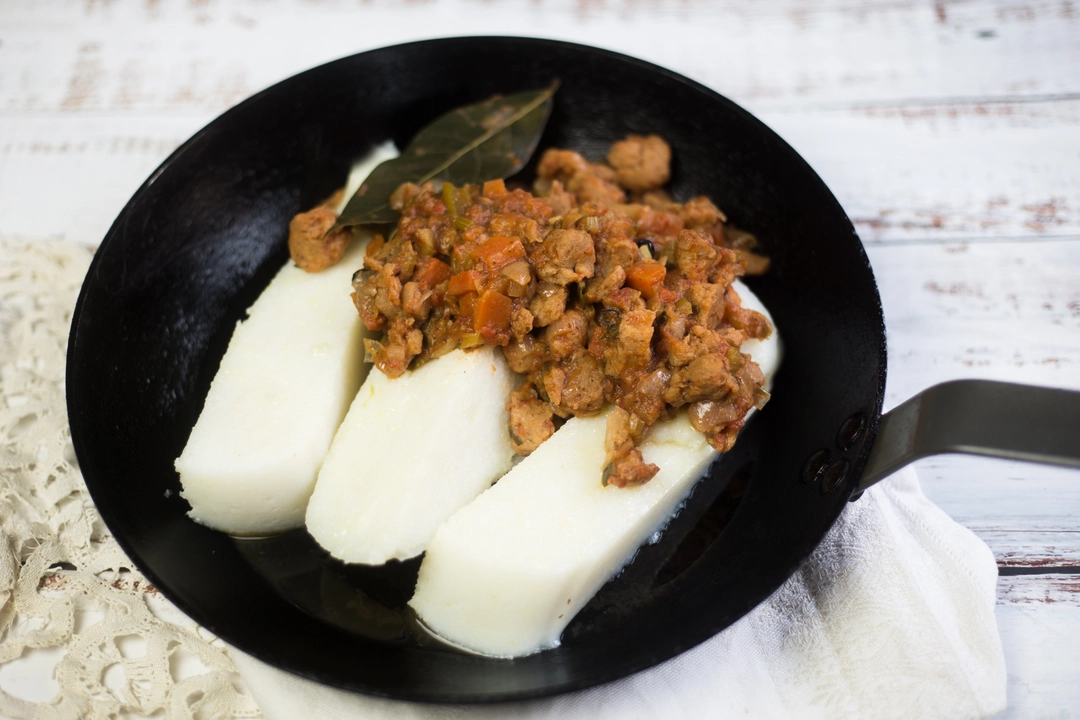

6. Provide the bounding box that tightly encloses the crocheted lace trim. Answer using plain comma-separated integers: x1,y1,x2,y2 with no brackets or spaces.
0,239,261,719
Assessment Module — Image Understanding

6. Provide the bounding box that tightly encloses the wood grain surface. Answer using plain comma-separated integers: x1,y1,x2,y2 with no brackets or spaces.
0,1,1077,717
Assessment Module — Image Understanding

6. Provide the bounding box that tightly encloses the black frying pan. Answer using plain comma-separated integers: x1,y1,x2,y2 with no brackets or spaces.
66,37,1080,703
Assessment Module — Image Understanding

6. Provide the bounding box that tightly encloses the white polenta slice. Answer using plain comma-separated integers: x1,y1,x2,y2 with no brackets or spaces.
176,238,367,534
409,281,779,657
306,346,516,565
175,142,399,535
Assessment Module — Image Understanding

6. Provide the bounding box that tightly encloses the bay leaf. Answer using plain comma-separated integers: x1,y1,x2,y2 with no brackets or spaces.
334,83,557,229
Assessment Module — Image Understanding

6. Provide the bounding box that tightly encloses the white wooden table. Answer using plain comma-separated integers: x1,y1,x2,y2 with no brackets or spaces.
1,1,1077,717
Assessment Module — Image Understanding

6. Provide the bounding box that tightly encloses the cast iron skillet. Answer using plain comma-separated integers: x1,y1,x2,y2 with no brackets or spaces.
66,37,1080,703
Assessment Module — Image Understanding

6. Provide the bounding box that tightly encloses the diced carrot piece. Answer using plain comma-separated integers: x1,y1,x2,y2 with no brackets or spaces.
471,235,526,272
458,291,479,317
473,290,512,344
448,269,484,296
625,262,667,298
415,256,452,290
482,179,507,198
365,234,385,257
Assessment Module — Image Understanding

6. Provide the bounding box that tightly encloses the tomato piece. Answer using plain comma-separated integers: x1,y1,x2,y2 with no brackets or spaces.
473,290,512,345
415,256,452,290
448,269,484,296
656,286,679,305
471,235,526,272
625,262,667,299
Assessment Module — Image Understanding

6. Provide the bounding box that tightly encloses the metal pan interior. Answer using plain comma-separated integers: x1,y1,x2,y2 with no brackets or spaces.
67,37,887,702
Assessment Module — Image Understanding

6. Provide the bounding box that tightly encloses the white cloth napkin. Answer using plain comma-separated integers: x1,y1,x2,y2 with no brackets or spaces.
229,468,1007,720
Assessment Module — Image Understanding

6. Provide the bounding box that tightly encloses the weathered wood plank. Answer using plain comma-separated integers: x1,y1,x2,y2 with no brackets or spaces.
2,1,1079,242
0,115,206,246
997,573,1080,606
869,239,1080,405
3,103,1079,245
916,456,1080,566
995,574,1080,718
762,99,1080,241
917,458,1080,533
870,239,1080,566
0,0,1077,116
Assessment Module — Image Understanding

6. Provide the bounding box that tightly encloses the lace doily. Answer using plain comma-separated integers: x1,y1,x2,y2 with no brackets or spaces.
0,239,262,720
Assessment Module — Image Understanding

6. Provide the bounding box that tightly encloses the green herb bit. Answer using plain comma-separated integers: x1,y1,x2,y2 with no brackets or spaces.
442,182,458,216
459,332,485,349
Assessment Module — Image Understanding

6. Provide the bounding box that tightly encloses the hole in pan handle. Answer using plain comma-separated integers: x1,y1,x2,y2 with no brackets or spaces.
856,379,1080,495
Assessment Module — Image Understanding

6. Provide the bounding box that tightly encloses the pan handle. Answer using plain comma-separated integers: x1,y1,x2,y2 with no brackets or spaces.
856,379,1080,494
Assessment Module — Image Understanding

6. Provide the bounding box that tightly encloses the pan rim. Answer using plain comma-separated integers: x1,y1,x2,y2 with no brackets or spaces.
67,35,888,703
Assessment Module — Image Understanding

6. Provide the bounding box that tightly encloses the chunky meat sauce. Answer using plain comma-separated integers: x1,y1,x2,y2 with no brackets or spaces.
289,188,352,272
299,135,772,487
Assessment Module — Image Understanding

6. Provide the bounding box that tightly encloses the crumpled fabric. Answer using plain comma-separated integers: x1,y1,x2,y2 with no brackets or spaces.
231,466,1007,720
0,239,261,720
